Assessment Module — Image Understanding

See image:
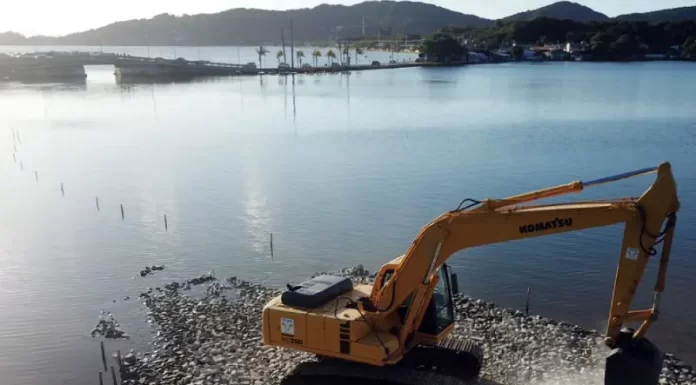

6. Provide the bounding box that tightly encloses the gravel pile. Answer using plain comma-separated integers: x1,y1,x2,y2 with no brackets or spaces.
121,267,695,385
140,265,166,278
126,278,313,385
91,312,130,340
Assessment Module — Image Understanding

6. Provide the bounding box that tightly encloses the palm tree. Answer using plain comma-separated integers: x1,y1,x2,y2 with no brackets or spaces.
296,50,305,66
276,50,284,65
355,47,364,65
312,50,322,66
256,46,269,68
342,46,350,64
326,49,336,65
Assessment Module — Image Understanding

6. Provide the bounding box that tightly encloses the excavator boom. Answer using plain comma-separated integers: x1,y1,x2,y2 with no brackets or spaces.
371,162,678,349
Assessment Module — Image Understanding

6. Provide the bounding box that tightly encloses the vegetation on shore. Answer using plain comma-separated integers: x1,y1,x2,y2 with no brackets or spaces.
420,32,468,63
445,18,696,59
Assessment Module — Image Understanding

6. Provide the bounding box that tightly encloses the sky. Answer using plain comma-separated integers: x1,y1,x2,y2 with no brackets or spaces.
2,0,695,36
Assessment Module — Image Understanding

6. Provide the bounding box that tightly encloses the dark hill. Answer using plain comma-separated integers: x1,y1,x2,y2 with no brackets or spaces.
0,1,493,46
615,6,696,22
501,1,609,22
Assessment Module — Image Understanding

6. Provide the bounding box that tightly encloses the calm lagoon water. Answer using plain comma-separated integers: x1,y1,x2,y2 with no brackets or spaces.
0,46,695,385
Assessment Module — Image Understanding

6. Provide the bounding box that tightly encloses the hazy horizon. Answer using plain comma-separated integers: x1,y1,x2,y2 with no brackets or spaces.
2,0,696,36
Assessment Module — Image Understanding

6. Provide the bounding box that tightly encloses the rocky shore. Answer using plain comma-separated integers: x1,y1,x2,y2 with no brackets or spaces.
116,267,695,385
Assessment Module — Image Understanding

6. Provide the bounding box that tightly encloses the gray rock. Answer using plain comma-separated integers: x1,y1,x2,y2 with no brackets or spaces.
122,267,694,385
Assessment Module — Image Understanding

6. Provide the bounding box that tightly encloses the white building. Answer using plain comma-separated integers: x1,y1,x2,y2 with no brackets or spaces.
565,42,588,53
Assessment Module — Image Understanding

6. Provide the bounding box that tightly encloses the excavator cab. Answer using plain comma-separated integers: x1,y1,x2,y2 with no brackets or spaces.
380,264,459,340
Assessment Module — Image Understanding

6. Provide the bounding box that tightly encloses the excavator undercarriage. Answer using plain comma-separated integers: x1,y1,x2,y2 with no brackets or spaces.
282,336,482,385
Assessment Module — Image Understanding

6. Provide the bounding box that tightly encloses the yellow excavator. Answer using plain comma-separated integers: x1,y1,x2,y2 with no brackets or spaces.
262,162,680,385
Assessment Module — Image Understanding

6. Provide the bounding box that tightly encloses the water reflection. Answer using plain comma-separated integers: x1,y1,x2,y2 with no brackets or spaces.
283,75,287,120
115,75,234,89
240,143,272,258
280,74,298,122
292,75,297,123
345,72,350,114
5,79,88,92
116,77,192,88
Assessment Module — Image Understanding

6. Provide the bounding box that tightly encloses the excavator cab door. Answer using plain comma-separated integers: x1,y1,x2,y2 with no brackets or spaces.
418,265,456,336
380,265,456,335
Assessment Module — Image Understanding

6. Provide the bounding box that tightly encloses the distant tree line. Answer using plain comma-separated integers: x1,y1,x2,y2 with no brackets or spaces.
443,18,696,59
252,44,366,68
420,32,467,63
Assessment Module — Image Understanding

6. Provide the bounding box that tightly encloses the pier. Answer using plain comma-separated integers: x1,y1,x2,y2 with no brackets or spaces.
0,51,432,82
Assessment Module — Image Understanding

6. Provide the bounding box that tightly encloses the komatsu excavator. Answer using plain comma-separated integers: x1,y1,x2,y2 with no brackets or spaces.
262,162,680,385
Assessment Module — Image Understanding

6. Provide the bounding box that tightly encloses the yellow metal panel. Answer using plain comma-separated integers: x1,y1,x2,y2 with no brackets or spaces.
306,312,326,350
324,316,341,354
352,332,400,363
416,323,454,346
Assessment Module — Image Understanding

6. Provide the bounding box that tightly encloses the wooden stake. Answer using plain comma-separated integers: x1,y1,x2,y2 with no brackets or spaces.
270,233,274,257
525,287,531,315
61,183,65,196
99,371,104,385
12,153,15,162
100,341,107,372
120,204,124,220
116,350,122,370
96,197,100,211
110,365,118,385
19,160,23,170
34,171,38,181
164,214,168,231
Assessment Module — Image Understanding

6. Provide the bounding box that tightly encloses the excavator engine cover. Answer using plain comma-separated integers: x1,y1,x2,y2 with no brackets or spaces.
605,329,663,385
281,275,353,309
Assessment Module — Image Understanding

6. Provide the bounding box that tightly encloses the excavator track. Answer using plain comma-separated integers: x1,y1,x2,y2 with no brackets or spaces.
399,335,483,381
280,336,483,385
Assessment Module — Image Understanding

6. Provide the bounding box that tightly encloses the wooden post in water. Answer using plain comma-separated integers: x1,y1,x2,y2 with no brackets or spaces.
525,287,531,315
96,197,100,211
20,160,23,170
164,214,168,231
34,171,38,182
61,183,65,196
120,204,124,220
290,19,295,69
270,233,274,257
12,153,15,162
100,341,107,372
116,349,122,370
110,365,118,385
99,371,104,385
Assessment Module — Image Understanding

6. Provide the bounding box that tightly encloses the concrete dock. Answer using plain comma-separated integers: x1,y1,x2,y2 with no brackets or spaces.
0,51,434,82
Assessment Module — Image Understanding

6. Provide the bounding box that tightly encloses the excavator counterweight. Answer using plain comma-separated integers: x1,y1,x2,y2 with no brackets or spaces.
262,162,680,385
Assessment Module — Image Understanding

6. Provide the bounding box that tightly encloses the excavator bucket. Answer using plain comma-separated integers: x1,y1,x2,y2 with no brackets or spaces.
604,328,663,385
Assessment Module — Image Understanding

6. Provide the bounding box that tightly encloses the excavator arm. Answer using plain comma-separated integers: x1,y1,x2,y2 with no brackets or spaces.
370,162,679,349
